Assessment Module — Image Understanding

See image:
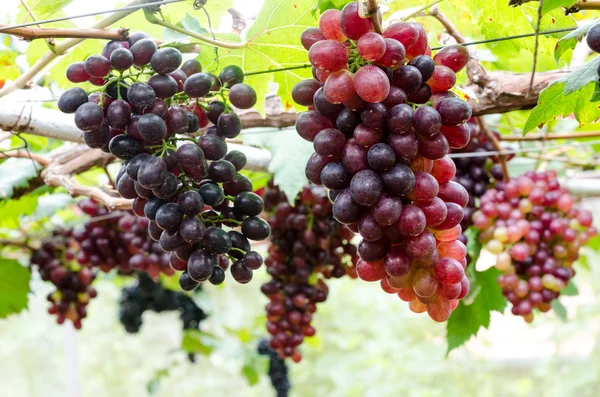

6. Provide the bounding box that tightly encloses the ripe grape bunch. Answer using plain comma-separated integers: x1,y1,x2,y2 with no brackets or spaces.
293,5,472,321
474,171,597,321
30,230,97,329
260,182,358,362
119,273,207,336
76,199,174,277
257,339,291,397
58,34,271,291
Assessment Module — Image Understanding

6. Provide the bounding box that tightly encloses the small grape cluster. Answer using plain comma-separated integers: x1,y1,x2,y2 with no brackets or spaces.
119,273,207,334
474,171,597,321
30,229,97,329
75,199,174,277
257,339,291,397
293,5,472,322
260,182,357,362
57,34,271,291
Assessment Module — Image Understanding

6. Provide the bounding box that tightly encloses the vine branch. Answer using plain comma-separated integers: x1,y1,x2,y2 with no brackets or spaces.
476,117,510,182
0,25,129,41
366,0,384,34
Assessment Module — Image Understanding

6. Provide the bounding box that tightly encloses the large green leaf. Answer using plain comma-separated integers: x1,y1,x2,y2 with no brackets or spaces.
244,128,312,203
554,19,599,62
313,0,354,15
564,57,600,95
541,0,576,14
0,258,31,318
0,194,39,229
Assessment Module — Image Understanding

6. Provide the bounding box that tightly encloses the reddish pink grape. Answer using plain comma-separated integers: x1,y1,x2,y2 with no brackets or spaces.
356,259,386,282
406,172,439,204
438,181,469,207
354,65,390,103
437,282,461,301
374,38,405,67
359,213,384,241
436,97,472,126
340,2,373,40
434,202,464,230
395,205,426,236
405,231,436,259
319,9,347,42
372,194,403,226
301,28,326,50
384,246,411,277
342,140,370,174
357,32,387,61
308,40,349,72
405,23,428,59
427,298,452,322
324,70,356,104
440,124,470,149
66,62,91,83
296,111,333,142
383,22,419,52
433,224,462,242
430,156,456,183
314,68,333,83
457,277,470,299
353,123,382,148
413,269,438,298
427,65,456,92
433,257,464,285
433,44,470,72
419,197,448,227
418,133,449,160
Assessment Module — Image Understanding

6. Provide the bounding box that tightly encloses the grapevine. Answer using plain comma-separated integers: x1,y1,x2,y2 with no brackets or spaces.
257,339,291,397
293,5,472,321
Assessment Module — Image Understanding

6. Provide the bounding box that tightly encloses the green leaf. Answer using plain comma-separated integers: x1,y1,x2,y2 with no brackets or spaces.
591,81,600,102
244,128,312,203
32,193,73,220
313,0,353,16
0,158,42,199
0,194,39,229
561,281,579,296
0,258,31,318
146,368,169,395
551,300,567,321
240,170,271,191
30,0,75,18
464,227,482,266
541,0,576,14
163,12,208,43
242,364,260,386
181,329,218,355
555,19,599,63
564,57,600,95
446,267,506,354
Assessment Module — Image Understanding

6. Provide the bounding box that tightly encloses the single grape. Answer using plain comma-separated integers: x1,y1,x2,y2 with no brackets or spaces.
417,133,449,160
435,97,472,126
301,28,326,50
75,103,105,132
313,87,345,120
199,135,227,161
181,59,202,76
387,104,413,134
292,79,322,107
342,140,369,174
152,172,179,199
217,112,242,138
241,217,271,240
231,261,253,284
333,189,363,224
308,40,349,72
219,65,244,87
319,9,347,42
177,144,208,181
433,44,470,72
137,113,167,144
313,128,346,157
83,120,110,149
372,194,403,226
110,48,134,71
127,83,156,112
391,65,422,94
354,65,390,103
138,156,167,189
353,124,382,148
388,131,419,164
167,106,190,135
66,62,90,83
188,250,215,282
155,203,184,231
367,143,396,171
228,83,257,109
350,170,383,206
150,47,182,74
199,183,225,207
374,38,405,68
427,65,456,92
407,84,432,104
383,22,419,53
340,2,372,40
320,162,351,190
440,124,470,149
357,32,387,61
208,160,236,182
58,88,88,114
106,100,131,130
413,106,442,137
336,109,360,136
305,153,333,185
408,55,435,81
224,150,247,171
324,70,356,104
84,55,111,78
147,74,178,98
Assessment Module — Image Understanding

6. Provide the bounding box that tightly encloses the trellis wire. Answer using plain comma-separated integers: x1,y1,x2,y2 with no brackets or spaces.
0,0,186,32
447,139,600,159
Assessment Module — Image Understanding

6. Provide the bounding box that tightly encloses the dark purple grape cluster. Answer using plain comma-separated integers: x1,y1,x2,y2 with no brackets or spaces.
294,14,474,322
260,182,358,362
30,229,97,329
119,273,207,335
258,339,291,397
58,35,271,290
75,199,175,277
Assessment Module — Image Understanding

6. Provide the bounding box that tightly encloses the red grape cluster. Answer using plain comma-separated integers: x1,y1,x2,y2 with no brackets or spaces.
474,171,597,321
30,229,97,329
260,182,358,362
293,6,473,321
58,34,271,291
75,199,174,278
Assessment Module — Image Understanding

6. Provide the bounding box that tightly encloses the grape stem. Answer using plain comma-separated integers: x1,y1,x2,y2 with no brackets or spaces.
401,0,446,21
229,247,247,255
224,195,236,201
366,0,384,34
0,25,129,41
475,117,510,182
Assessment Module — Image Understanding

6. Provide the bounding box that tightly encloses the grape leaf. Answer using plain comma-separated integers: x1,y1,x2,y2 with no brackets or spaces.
0,194,39,229
244,128,312,204
0,158,42,199
0,258,31,319
591,81,600,102
551,300,567,321
163,12,208,43
313,0,354,16
564,56,600,95
554,19,599,63
446,267,506,354
32,0,75,18
561,281,578,296
541,0,576,14
181,329,219,355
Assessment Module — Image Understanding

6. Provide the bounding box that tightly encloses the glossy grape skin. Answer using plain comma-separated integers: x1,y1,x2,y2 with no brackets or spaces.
383,87,407,108
308,40,349,72
314,87,345,121
358,238,389,262
433,44,470,72
229,84,257,109
336,109,360,136
407,84,432,104
350,170,383,206
319,9,347,42
332,189,363,224
110,48,134,71
219,65,244,87
374,38,406,68
58,88,88,114
198,183,225,207
106,100,131,130
342,140,369,174
305,153,333,185
380,164,415,196
84,55,111,78
438,181,469,207
427,65,456,92
367,143,396,171
241,217,271,240
435,98,472,126
372,194,403,226
321,162,351,190
429,156,456,184
74,103,105,131
386,104,413,134
137,113,167,144
324,70,356,104
354,65,390,103
383,22,419,52
295,111,333,142
217,112,242,138
292,79,322,107
181,59,202,76
391,65,422,94
150,47,182,74
353,124,382,148
357,32,387,61
413,106,442,137
408,55,435,82
147,74,178,98
418,133,449,160
184,73,213,98
405,23,428,59
388,131,419,165
167,106,188,135
340,2,372,39
128,83,156,112
198,135,227,161
313,128,346,157
84,120,110,149
441,124,470,149
301,28,326,50
66,62,90,83
176,144,208,181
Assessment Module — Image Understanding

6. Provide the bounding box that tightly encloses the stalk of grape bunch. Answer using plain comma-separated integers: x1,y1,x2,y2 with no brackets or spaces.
293,4,472,321
58,34,271,291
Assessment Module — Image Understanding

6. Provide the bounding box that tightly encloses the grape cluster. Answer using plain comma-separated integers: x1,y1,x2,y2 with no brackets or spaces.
75,199,174,277
58,34,271,291
257,339,291,397
294,6,472,321
474,171,597,321
119,273,207,334
260,182,358,362
30,230,97,329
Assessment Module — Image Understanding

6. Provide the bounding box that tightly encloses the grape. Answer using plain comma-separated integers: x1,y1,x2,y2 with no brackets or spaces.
441,124,470,149
375,38,406,68
354,65,390,103
155,203,184,232
308,40,349,72
324,70,356,104
320,162,351,190
231,261,253,284
436,97,472,126
241,217,271,240
407,84,432,104
147,74,178,98
110,48,134,71
137,113,167,144
208,160,236,182
418,133,449,160
199,226,231,254
406,172,439,204
433,44,470,72
187,112,200,133
391,65,422,94
438,181,469,207
84,120,110,149
408,55,435,81
74,103,105,131
336,109,360,136
84,55,111,77
167,106,189,134
177,144,208,181
434,202,464,230
188,250,215,282
406,22,428,59
223,173,253,195
217,112,242,138
333,189,363,224
383,22,419,51
430,156,456,183
319,9,346,42
66,62,91,83
178,191,204,216
380,164,415,196
128,82,156,112
357,32,387,61
106,100,131,130
340,2,372,40
350,170,383,206
387,104,413,134
314,128,346,157
234,192,264,217
199,135,227,161
153,172,179,199
383,87,408,108
138,156,167,189
150,47,182,74
353,124,382,148
361,103,388,130
181,59,202,76
427,65,456,92
342,140,369,174
372,194,402,226
219,65,244,87
129,38,157,66
358,238,389,262
367,143,396,171
183,72,213,98
413,106,442,137
228,83,257,109
301,28,326,50
199,183,225,207
224,150,247,171
127,153,152,180
58,87,88,114
292,79,322,107
179,271,200,291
